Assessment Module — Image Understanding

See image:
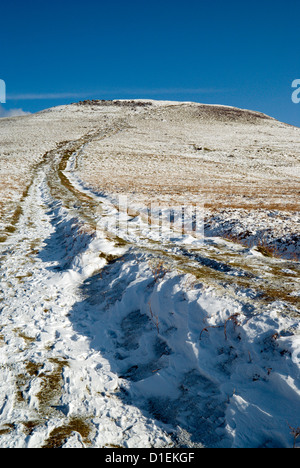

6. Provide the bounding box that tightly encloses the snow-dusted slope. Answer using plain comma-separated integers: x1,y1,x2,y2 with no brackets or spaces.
0,100,299,448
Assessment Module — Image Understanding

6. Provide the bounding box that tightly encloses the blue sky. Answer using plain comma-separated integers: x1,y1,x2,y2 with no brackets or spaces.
1,0,299,126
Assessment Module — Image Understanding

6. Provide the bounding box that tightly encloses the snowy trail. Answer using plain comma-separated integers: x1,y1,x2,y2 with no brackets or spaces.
0,143,173,448
0,130,300,448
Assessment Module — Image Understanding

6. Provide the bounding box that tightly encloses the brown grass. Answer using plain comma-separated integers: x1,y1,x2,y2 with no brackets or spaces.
21,420,41,436
41,416,92,448
149,259,168,283
200,313,242,341
0,424,15,436
13,328,35,346
288,423,300,449
36,358,69,412
148,302,160,334
222,232,299,262
224,314,242,340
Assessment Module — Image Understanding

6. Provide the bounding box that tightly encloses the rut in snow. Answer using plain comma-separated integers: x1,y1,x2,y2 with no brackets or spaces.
0,129,299,448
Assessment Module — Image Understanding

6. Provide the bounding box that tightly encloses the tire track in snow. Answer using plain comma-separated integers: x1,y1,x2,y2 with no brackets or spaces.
0,131,173,448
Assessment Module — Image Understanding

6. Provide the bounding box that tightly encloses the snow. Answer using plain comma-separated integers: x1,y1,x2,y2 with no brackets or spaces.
0,100,299,448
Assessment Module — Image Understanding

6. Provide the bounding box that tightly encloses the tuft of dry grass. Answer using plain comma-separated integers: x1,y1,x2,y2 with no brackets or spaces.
224,314,242,340
0,424,15,436
26,361,43,377
36,358,69,413
99,252,120,264
288,423,300,449
21,420,41,436
200,313,242,342
256,238,281,259
148,302,160,334
149,259,168,283
223,231,299,262
41,416,92,449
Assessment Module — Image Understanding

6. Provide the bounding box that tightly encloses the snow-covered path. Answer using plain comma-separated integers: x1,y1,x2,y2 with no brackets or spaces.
0,147,174,447
0,130,299,448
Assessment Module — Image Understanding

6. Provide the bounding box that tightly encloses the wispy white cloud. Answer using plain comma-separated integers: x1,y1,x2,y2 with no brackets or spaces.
0,105,31,118
7,92,87,100
120,87,228,95
7,88,228,101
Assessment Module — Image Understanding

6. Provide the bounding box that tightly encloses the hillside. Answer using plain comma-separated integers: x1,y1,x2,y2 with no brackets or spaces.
0,100,299,448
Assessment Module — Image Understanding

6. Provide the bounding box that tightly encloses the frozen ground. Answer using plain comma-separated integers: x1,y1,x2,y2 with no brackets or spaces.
0,100,299,448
